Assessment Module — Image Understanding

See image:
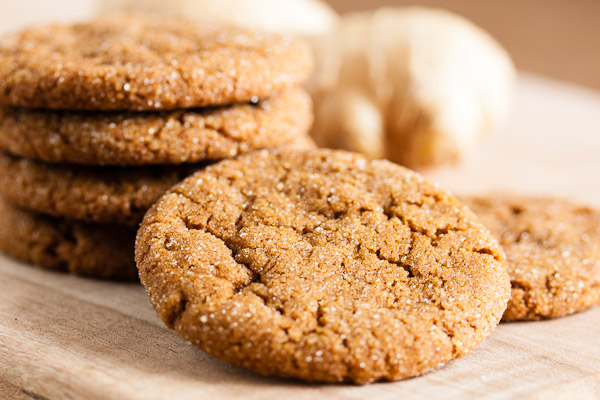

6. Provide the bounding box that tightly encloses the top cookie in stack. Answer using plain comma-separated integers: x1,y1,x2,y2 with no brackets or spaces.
0,17,313,110
0,17,315,280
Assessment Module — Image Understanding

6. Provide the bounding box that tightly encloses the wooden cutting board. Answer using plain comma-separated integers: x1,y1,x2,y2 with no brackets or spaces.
1,74,599,400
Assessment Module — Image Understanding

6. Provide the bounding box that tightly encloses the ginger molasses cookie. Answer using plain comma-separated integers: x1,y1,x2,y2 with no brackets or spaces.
135,149,509,383
0,88,313,165
0,17,312,110
0,153,208,224
0,200,137,281
464,195,600,321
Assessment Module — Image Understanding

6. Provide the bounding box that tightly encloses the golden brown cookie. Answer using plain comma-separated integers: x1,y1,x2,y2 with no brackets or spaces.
0,200,137,281
0,17,312,110
0,153,208,224
464,195,600,321
0,88,313,165
135,149,509,383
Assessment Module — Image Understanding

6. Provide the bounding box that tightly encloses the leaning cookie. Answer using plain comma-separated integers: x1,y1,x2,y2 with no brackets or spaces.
0,17,312,110
464,194,600,321
136,149,509,383
0,88,313,165
0,200,137,281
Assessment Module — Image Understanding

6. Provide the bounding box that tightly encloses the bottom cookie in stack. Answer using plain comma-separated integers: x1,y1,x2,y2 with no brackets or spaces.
0,200,138,280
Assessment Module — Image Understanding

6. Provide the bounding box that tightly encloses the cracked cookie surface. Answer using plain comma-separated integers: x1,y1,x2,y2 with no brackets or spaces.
0,17,312,110
0,199,137,280
464,195,600,321
136,149,509,383
0,88,313,165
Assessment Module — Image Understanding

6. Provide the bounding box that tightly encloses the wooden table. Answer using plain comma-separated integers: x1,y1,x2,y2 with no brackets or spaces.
1,75,600,399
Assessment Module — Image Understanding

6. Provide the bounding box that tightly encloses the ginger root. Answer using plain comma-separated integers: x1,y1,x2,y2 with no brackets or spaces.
310,7,516,168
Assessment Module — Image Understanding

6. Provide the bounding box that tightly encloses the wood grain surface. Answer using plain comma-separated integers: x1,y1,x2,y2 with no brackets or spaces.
1,75,599,399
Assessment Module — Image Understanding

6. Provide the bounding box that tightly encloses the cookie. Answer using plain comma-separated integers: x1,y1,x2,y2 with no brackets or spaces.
135,149,509,383
464,195,600,321
0,200,137,281
0,153,207,224
0,88,314,165
0,17,312,110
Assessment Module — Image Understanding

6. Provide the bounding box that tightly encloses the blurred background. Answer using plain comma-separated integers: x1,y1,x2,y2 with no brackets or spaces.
327,0,600,91
1,0,599,90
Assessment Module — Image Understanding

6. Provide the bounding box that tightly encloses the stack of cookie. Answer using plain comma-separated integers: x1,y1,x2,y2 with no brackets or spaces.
0,17,314,280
